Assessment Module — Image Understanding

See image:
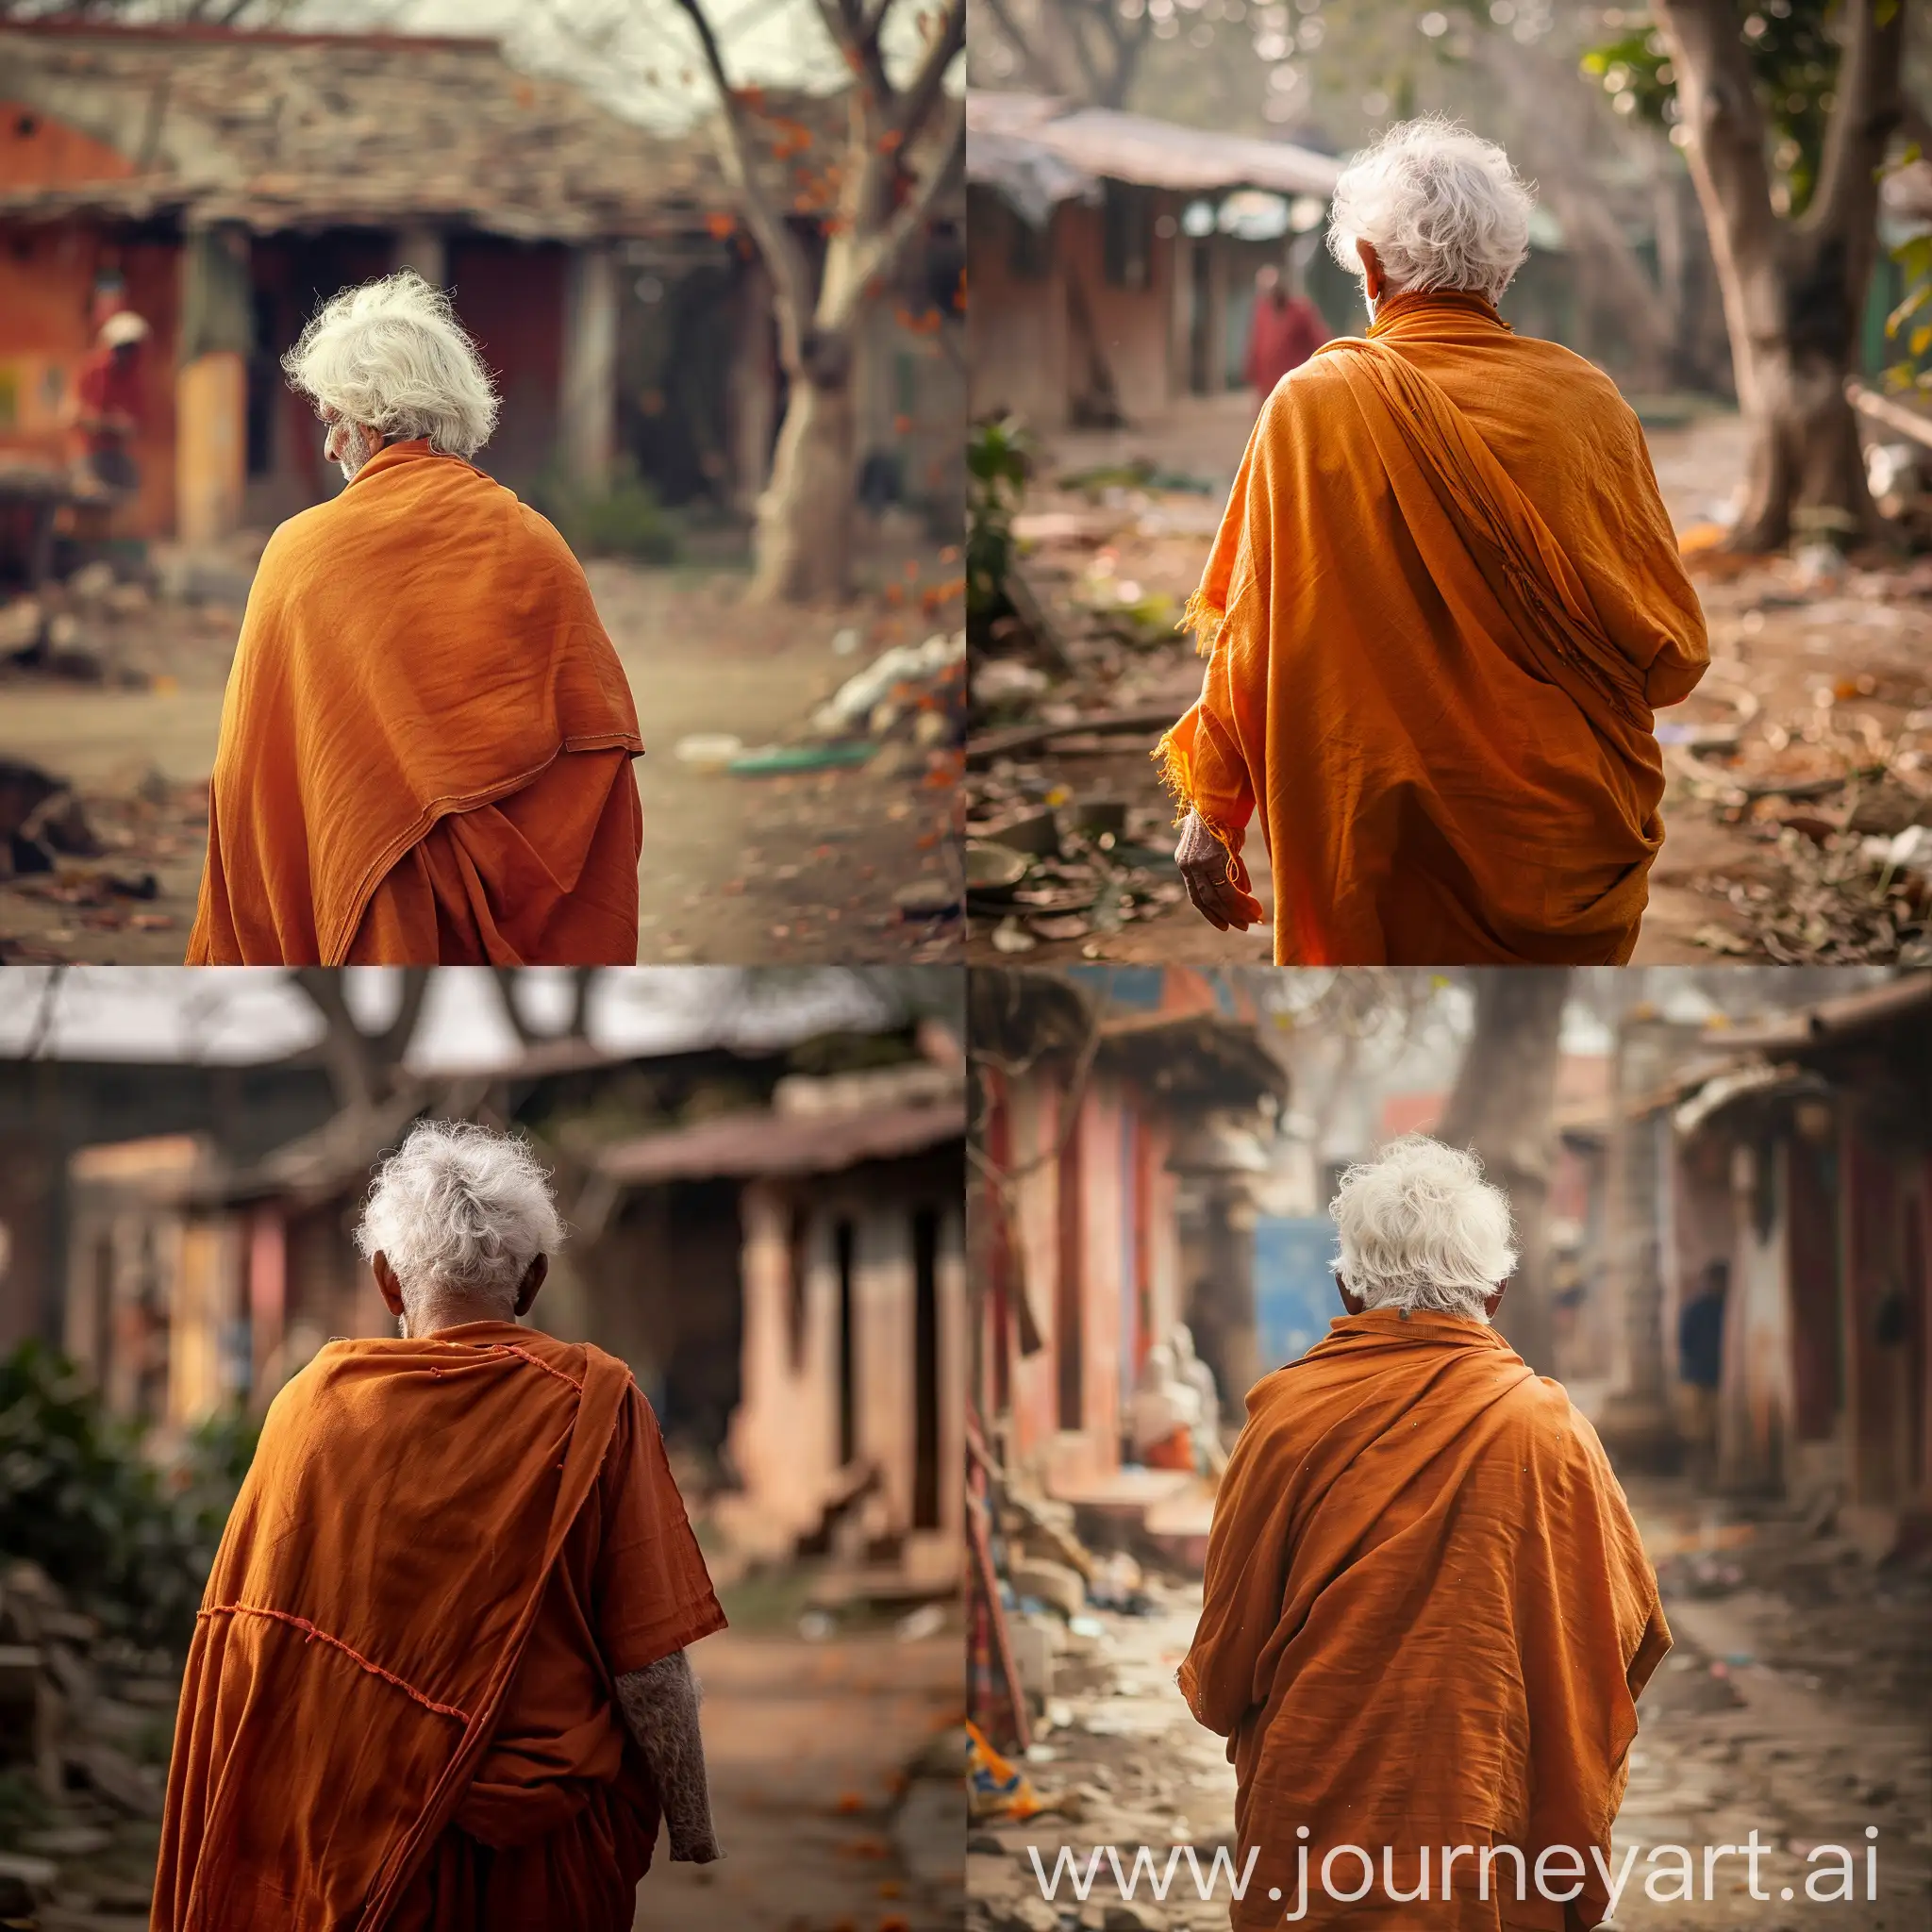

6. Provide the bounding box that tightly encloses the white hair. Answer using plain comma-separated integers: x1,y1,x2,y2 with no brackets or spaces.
355,1121,565,1308
1327,118,1535,306
281,270,499,459
1329,1135,1518,1322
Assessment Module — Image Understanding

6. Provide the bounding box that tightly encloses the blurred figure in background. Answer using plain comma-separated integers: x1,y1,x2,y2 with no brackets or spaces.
67,309,150,506
1676,1258,1729,1482
155,1122,724,1931
1243,262,1328,402
1129,1340,1201,1471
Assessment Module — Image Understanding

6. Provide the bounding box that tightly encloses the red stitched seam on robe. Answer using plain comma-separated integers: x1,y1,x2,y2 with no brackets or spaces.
197,1604,473,1723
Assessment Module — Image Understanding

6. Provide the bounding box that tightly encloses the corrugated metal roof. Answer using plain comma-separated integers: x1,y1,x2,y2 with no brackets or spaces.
597,1098,965,1185
967,89,1340,203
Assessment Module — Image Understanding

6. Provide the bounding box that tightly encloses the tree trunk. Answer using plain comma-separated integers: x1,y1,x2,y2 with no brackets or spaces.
752,370,855,604
1653,0,1903,551
1727,241,1874,550
1436,969,1573,1375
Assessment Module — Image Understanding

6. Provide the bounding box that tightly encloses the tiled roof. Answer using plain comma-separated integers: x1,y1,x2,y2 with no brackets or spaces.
0,21,725,240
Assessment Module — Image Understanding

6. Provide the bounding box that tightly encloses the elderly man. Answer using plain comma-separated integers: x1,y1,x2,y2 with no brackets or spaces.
1158,119,1708,964
186,272,643,966
154,1122,725,1930
1183,1136,1669,1930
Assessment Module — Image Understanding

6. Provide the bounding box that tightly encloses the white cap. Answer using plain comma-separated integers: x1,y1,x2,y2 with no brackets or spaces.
100,311,151,347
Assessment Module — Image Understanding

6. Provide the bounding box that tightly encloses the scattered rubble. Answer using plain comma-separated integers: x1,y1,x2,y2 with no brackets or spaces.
968,410,1932,963
0,1562,173,1928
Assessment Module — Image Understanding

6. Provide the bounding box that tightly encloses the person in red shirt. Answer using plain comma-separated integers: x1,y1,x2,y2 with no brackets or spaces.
69,309,150,498
1243,264,1329,400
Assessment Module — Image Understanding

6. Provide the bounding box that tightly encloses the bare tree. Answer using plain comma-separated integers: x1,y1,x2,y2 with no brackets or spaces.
1436,969,1573,1376
291,969,432,1111
673,0,964,604
489,968,598,1045
973,0,1154,108
1650,0,1905,549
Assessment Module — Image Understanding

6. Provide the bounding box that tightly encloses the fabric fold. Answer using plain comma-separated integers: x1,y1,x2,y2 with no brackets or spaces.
186,441,643,965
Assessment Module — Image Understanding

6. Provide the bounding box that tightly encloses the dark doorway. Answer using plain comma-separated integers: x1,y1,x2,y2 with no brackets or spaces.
912,1207,941,1531
835,1217,857,1467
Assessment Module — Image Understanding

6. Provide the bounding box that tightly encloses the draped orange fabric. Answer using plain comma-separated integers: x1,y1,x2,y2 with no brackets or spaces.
1180,1311,1670,1932
154,1322,726,1932
1156,292,1707,965
185,441,644,966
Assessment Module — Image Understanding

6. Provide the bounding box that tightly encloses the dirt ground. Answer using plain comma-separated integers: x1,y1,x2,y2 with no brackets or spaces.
0,529,964,965
643,1623,965,1932
964,1475,1932,1932
966,400,1932,969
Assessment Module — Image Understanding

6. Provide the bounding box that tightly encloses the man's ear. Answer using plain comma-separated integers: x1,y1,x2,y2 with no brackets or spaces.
1335,1272,1366,1316
372,1252,405,1319
514,1253,549,1318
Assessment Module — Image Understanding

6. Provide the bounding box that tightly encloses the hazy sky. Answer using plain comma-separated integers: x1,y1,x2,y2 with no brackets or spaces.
294,0,957,130
0,967,901,1069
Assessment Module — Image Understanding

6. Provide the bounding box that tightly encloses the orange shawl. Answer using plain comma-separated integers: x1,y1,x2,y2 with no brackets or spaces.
1181,1311,1669,1931
186,441,643,966
154,1324,725,1932
1156,292,1707,965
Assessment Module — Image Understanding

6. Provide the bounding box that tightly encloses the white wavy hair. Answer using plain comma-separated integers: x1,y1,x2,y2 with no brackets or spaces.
1327,118,1535,306
281,270,499,458
355,1121,565,1308
1329,1135,1518,1321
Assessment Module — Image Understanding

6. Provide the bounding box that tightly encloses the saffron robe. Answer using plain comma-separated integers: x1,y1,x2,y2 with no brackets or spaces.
1157,291,1708,966
153,1322,725,1932
185,441,643,966
1180,1310,1670,1932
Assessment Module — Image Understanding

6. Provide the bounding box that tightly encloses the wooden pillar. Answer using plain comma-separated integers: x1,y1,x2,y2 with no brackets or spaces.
560,243,618,491
1203,233,1229,392
248,1206,286,1409
391,225,446,288
175,224,252,544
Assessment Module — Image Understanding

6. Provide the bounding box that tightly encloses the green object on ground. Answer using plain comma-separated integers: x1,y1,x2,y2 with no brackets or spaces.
728,741,876,776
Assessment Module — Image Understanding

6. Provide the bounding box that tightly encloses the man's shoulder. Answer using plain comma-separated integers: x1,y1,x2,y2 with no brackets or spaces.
1491,1368,1613,1470
1499,332,1641,433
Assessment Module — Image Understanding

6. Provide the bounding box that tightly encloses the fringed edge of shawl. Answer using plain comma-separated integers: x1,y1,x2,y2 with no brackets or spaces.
1151,733,1242,870
1178,588,1224,658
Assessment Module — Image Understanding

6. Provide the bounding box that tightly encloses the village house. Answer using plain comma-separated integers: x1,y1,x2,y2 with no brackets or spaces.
970,965,1286,1536
0,20,966,552
0,1043,336,1357
966,90,1343,430
49,1017,968,1581
1659,974,1932,1547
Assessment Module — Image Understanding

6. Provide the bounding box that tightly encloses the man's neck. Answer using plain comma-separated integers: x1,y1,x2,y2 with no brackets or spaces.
402,1300,518,1339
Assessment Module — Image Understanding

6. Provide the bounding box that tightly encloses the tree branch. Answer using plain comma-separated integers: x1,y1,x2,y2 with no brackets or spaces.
1650,0,1777,218
817,0,894,114
1805,0,1906,236
838,91,965,326
670,0,819,366
895,0,965,138
374,968,432,1064
977,0,1070,94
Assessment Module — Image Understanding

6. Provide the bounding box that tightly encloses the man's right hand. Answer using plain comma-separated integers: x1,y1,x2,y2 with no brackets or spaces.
1174,809,1257,932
